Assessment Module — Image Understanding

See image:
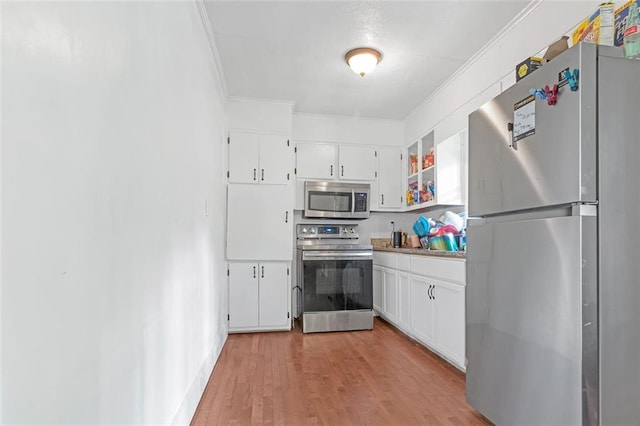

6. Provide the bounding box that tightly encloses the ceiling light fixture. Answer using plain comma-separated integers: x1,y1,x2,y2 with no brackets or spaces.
345,47,382,77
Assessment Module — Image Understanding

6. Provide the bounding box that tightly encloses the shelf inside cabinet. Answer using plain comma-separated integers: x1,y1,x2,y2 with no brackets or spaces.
421,165,434,173
409,171,420,179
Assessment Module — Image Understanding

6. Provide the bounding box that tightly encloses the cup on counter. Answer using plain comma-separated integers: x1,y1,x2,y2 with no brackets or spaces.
410,234,421,248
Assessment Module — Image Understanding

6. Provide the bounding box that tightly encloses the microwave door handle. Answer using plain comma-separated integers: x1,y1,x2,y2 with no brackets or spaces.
351,190,355,215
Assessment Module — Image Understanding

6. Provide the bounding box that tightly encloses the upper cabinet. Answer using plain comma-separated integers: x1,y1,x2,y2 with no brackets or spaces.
228,131,292,185
374,147,403,209
295,143,376,181
405,130,464,210
338,145,376,181
295,143,336,179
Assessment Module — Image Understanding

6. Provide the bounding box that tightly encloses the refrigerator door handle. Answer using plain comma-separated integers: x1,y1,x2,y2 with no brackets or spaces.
507,122,517,151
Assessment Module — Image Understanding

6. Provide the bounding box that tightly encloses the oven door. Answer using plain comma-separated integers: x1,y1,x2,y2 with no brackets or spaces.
301,250,373,312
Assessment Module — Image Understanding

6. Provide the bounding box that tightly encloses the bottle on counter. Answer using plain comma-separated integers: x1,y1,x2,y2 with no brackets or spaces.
624,1,640,59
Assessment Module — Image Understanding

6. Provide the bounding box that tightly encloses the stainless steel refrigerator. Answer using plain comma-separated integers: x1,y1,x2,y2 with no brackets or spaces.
466,43,640,425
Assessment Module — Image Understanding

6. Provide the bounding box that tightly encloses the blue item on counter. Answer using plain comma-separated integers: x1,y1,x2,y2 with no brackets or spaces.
412,216,431,237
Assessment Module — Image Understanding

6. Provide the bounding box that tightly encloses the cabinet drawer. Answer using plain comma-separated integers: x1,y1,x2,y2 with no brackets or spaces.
398,254,410,272
373,252,398,269
410,256,466,284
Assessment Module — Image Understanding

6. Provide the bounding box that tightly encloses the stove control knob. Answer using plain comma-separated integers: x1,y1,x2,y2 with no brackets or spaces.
350,228,356,234
302,228,308,234
342,228,348,234
310,228,316,234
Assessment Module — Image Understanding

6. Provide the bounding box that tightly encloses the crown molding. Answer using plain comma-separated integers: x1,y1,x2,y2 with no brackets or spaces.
293,111,403,124
195,0,228,100
405,0,544,122
229,96,296,107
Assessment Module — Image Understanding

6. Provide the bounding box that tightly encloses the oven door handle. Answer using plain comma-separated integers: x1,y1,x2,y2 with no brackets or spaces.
302,251,372,261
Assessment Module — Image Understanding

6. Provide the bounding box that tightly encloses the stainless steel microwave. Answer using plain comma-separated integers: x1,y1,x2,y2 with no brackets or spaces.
304,181,370,219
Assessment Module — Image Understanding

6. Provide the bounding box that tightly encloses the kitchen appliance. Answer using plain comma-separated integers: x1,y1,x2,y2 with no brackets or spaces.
392,231,402,248
296,223,373,333
304,181,370,219
466,43,640,425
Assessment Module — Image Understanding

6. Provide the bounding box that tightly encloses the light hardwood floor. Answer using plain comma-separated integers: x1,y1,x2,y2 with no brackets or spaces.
191,318,489,425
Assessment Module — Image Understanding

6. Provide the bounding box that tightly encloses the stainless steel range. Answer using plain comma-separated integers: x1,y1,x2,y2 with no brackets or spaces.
296,224,373,333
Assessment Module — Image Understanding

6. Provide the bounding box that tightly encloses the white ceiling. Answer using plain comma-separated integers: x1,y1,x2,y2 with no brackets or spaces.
204,1,530,120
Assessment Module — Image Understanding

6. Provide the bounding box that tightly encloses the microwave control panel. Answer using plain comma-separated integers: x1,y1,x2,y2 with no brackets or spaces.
354,192,368,212
297,224,359,239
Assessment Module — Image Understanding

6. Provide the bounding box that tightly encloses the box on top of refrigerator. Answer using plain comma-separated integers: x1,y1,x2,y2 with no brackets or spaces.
572,2,615,46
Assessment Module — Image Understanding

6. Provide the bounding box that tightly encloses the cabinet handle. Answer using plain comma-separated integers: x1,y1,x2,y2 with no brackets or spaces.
261,266,264,278
253,266,256,278
341,165,344,176
330,165,333,176
253,168,257,181
285,211,288,223
432,286,435,300
261,169,264,181
381,194,384,205
427,285,433,299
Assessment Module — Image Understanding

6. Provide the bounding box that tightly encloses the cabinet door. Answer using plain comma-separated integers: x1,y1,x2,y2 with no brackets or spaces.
227,184,293,260
373,266,383,313
435,133,463,206
259,134,291,185
397,271,411,330
433,280,466,368
338,145,376,180
296,143,336,179
259,263,289,327
228,263,259,328
376,147,402,209
229,132,260,184
410,275,435,345
382,268,398,322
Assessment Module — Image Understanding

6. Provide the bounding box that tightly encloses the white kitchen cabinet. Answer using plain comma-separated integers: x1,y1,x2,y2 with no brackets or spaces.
433,279,465,367
397,271,411,331
374,252,466,370
228,131,292,185
374,147,403,210
227,184,292,260
228,262,290,332
382,268,398,323
338,145,376,180
295,143,336,179
373,266,383,313
258,263,290,328
228,262,259,329
410,274,435,345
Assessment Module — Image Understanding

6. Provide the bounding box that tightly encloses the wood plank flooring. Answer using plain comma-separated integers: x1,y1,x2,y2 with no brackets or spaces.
191,318,489,425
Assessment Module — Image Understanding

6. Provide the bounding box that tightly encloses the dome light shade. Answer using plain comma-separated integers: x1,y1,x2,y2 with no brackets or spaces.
345,48,382,77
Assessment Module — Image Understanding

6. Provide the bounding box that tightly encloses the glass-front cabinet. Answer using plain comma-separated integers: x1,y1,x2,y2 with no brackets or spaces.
405,130,465,210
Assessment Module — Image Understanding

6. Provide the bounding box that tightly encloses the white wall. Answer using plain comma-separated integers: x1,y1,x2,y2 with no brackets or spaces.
293,113,404,146
404,0,601,144
1,1,227,423
228,97,293,134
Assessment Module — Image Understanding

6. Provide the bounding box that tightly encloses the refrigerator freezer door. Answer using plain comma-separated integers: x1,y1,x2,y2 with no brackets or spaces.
468,43,597,217
466,214,597,425
598,54,640,425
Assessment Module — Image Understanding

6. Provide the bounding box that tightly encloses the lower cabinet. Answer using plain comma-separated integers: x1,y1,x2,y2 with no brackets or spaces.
374,252,466,370
409,275,435,345
228,262,291,332
373,266,383,312
382,268,398,323
432,279,465,367
410,275,465,368
397,272,411,331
